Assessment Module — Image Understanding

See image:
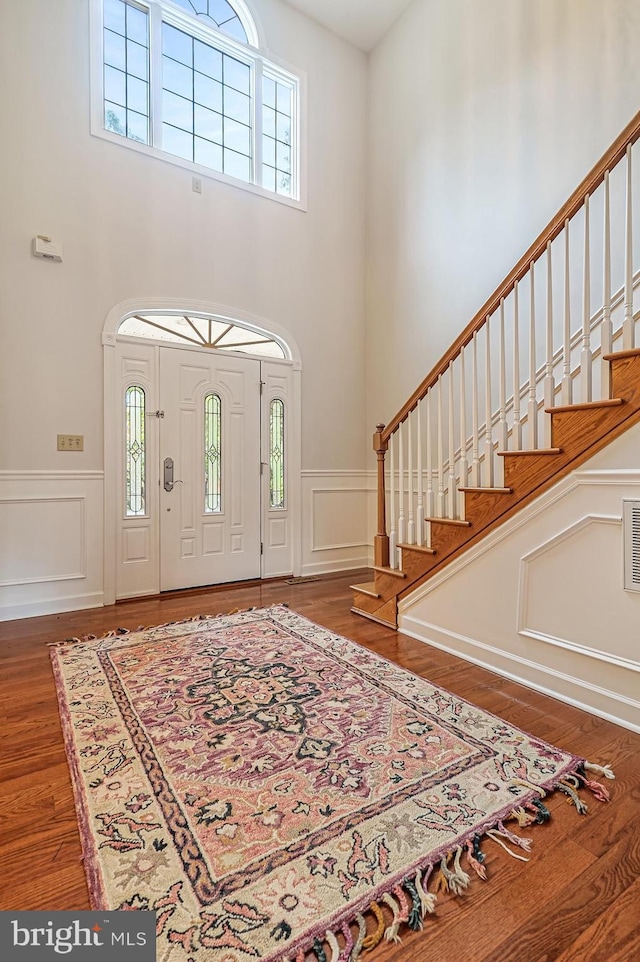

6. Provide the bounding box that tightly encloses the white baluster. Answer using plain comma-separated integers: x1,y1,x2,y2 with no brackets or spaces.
425,390,434,546
528,262,538,447
389,433,396,568
458,347,468,515
447,364,456,518
397,421,405,550
471,331,480,486
601,170,612,392
544,240,555,442
623,144,634,350
562,219,572,404
416,400,424,545
484,316,494,486
437,375,445,517
407,410,415,544
498,297,508,452
581,193,593,401
512,281,522,449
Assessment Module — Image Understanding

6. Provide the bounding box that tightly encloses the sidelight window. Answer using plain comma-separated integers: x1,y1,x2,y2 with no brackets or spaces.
125,385,146,515
204,392,222,512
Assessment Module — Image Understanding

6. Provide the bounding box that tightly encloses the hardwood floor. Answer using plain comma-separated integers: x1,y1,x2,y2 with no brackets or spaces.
1,569,638,961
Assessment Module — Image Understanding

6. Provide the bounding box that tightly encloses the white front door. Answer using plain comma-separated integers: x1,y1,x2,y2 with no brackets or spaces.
159,347,261,591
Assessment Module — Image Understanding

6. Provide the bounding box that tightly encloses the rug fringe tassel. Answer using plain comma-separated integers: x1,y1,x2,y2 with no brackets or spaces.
415,867,438,914
525,798,551,823
496,820,533,852
381,893,402,943
313,937,328,962
485,829,530,862
338,922,353,962
404,876,425,928
557,780,589,814
509,805,537,828
325,929,340,962
584,760,615,780
361,902,385,951
576,772,611,802
465,838,487,879
351,915,367,961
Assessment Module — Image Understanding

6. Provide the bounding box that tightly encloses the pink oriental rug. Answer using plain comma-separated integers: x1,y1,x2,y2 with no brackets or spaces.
51,605,613,962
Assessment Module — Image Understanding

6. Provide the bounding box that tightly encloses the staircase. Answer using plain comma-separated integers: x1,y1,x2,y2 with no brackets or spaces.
353,111,640,628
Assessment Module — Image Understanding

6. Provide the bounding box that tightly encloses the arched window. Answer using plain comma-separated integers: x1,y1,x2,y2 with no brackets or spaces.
167,0,250,44
118,311,287,358
269,398,285,508
204,393,222,512
125,385,146,515
95,0,300,202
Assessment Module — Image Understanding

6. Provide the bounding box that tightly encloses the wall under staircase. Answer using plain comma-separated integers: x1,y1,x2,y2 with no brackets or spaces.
399,421,640,733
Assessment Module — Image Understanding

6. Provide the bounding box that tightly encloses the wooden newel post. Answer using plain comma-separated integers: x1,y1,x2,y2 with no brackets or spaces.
373,423,389,568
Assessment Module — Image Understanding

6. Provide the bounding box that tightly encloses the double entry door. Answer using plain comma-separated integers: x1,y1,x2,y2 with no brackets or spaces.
116,343,263,598
159,347,261,591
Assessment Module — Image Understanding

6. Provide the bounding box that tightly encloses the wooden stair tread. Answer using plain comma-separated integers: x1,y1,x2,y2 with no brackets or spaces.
602,348,640,360
424,516,471,526
497,447,562,457
458,486,513,494
371,565,406,579
349,582,380,599
545,398,624,413
398,542,436,555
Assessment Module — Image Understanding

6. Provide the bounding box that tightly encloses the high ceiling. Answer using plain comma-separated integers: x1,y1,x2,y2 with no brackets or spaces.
281,0,414,52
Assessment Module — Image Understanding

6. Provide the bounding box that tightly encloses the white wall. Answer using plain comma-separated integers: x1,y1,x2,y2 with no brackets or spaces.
0,0,369,617
0,0,368,473
367,0,640,431
400,422,640,732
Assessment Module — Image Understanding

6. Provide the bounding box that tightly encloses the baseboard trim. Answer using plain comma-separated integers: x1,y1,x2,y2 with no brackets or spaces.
399,614,640,734
301,556,372,577
0,593,104,623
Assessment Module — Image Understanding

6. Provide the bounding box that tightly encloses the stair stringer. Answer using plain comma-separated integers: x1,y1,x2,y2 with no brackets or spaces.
353,350,640,628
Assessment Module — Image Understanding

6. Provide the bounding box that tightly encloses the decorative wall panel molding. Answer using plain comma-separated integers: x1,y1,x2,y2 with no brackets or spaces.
0,472,104,622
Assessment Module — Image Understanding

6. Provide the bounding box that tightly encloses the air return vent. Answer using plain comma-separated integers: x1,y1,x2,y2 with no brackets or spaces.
623,500,640,592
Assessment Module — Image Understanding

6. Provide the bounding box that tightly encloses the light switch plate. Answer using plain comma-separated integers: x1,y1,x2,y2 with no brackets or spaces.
57,434,84,451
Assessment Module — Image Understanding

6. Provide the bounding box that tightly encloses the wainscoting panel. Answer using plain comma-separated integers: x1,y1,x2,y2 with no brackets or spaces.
398,425,640,732
0,472,104,621
301,471,375,576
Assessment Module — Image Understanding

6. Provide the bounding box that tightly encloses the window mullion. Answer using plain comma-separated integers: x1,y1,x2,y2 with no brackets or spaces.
253,58,263,188
149,1,163,148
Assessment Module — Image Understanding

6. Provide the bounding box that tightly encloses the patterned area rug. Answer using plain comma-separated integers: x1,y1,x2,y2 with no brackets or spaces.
51,605,613,962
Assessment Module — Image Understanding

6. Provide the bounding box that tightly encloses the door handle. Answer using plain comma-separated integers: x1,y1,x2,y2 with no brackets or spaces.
163,457,183,492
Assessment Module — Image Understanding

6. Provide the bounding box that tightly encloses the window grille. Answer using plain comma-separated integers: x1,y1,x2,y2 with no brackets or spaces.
118,312,286,357
103,0,150,144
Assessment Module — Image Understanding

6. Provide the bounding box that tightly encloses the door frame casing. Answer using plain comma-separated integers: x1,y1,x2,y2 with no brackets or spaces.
102,297,302,605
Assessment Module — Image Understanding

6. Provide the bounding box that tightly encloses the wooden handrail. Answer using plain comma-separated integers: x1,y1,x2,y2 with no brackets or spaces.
381,109,640,443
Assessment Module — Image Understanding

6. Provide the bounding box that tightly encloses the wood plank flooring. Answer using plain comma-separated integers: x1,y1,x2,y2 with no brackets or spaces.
1,570,638,961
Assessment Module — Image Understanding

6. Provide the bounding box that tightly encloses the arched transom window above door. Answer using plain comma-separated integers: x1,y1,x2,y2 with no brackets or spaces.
118,312,287,358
